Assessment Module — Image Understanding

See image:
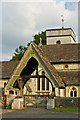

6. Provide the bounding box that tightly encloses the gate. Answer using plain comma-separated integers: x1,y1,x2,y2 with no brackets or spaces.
23,95,50,108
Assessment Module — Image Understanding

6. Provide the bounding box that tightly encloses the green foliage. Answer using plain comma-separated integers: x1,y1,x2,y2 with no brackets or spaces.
34,31,46,45
11,46,27,61
10,31,46,61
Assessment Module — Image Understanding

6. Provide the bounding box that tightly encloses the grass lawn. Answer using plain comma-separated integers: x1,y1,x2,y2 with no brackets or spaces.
48,108,80,112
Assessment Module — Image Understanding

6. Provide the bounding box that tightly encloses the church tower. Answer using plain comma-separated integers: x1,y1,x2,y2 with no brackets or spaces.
46,28,76,45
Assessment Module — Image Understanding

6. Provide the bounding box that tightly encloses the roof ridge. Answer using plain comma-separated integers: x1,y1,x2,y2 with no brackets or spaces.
41,43,80,47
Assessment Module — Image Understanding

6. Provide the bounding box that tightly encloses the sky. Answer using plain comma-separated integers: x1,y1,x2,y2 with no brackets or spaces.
0,0,79,61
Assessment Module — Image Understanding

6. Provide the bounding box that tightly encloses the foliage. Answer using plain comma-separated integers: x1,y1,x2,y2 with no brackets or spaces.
11,46,27,61
10,31,46,61
34,31,46,45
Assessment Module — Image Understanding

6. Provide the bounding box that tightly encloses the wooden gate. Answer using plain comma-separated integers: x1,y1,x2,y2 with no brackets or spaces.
23,95,50,108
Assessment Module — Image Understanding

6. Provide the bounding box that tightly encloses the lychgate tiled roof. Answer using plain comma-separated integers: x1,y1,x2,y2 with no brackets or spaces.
0,61,19,79
41,44,80,63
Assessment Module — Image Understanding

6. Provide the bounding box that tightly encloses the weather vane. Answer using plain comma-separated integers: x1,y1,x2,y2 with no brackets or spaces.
61,15,64,29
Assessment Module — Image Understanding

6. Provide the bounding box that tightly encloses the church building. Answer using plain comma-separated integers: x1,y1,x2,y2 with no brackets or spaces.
0,28,80,98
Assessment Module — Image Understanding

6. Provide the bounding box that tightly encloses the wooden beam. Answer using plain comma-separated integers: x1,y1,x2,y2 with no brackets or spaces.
22,75,46,79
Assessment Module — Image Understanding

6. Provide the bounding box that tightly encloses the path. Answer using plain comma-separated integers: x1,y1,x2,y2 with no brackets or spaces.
2,107,80,119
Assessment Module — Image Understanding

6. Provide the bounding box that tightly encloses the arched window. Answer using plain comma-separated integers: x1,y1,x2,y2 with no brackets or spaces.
37,78,40,90
70,91,73,97
56,40,61,44
74,91,77,97
37,70,50,91
70,87,77,97
42,71,45,90
46,79,49,90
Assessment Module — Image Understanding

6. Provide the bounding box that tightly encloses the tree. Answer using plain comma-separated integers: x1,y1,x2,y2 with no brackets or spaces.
10,31,46,61
34,31,46,45
11,46,27,61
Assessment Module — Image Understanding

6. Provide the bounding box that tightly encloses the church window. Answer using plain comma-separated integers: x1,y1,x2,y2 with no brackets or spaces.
38,78,40,90
70,91,73,97
37,70,50,91
74,91,77,97
56,40,61,44
70,87,77,97
42,71,45,90
46,80,49,90
64,64,69,69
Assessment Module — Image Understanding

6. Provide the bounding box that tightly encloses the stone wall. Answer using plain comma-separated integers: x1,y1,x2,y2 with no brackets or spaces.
47,36,75,45
23,67,53,95
47,97,80,109
46,28,76,45
55,97,80,108
53,63,80,70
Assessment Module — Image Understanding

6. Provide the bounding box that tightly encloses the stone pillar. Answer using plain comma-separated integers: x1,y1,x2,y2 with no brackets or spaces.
60,88,65,97
55,88,60,96
66,87,69,97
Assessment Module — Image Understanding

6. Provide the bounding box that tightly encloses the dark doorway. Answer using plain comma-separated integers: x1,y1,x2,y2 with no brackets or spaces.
21,57,38,76
20,57,38,86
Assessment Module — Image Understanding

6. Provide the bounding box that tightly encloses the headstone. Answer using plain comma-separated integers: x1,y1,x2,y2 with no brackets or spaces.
47,99,55,109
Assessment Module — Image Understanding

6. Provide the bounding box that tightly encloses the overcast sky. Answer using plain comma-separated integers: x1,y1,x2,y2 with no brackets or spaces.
0,0,79,61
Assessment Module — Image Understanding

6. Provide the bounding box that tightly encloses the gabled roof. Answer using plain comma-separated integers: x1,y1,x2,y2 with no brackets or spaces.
41,44,80,63
58,71,80,85
0,61,19,79
5,42,65,89
31,42,65,87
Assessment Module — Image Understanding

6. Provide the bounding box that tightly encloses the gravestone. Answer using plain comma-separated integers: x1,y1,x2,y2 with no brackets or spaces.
47,99,55,109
